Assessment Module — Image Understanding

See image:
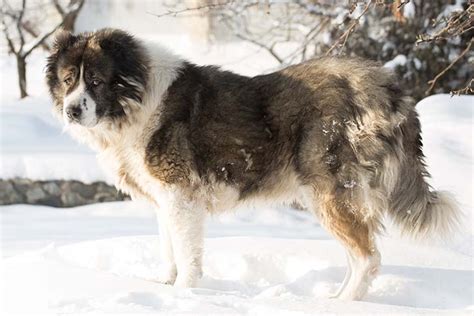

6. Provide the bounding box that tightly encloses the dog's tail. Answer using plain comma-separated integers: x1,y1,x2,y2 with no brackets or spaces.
387,109,462,240
389,188,461,240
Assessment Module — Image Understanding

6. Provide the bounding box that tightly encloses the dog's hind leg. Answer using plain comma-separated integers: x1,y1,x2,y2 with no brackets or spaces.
331,252,352,298
314,193,381,300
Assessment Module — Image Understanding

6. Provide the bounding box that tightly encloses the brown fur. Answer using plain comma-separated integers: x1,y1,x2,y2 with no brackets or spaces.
318,194,373,258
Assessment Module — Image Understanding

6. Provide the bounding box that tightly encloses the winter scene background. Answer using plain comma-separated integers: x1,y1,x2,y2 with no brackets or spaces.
0,0,473,315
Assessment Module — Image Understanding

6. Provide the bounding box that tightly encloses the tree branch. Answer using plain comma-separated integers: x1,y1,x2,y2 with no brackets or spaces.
21,19,50,50
426,39,473,95
417,4,473,44
235,32,284,63
52,0,65,16
2,9,51,50
325,0,373,56
22,20,64,57
149,0,239,18
17,0,26,53
450,78,473,96
1,18,17,54
397,0,410,9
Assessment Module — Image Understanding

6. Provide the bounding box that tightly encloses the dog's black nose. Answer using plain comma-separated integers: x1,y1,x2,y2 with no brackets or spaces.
66,106,82,120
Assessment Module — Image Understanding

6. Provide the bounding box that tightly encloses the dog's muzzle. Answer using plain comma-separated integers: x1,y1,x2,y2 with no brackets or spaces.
66,105,82,122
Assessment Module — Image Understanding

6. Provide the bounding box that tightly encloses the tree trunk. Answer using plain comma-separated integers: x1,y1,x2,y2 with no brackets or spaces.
62,12,79,32
16,55,28,99
61,0,85,33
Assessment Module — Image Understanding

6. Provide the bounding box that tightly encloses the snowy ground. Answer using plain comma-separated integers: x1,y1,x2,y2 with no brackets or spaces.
1,200,473,315
1,201,473,315
1,41,473,314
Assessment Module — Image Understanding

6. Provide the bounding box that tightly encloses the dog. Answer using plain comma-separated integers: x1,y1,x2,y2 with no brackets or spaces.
45,28,460,300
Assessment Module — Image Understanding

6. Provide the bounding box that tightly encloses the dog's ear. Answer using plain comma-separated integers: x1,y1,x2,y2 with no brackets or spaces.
94,28,149,103
50,28,76,54
96,28,132,53
95,28,146,64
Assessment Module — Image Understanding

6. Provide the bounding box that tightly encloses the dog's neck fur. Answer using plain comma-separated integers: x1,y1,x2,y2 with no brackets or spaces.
65,41,184,152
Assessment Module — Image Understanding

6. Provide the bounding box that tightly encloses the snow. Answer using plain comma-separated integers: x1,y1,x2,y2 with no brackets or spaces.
0,28,473,315
417,94,473,214
414,57,422,70
403,1,415,19
0,95,105,182
384,54,407,69
0,202,473,315
1,202,473,314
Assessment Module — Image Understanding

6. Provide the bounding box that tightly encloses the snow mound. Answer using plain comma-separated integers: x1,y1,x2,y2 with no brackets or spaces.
1,235,472,315
1,200,473,314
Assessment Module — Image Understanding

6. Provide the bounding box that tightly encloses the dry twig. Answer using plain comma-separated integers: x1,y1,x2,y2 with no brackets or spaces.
148,0,240,18
426,39,473,95
417,4,473,44
450,78,473,96
325,0,374,56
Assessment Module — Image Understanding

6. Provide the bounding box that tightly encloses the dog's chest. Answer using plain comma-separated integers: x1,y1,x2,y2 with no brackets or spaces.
99,144,168,204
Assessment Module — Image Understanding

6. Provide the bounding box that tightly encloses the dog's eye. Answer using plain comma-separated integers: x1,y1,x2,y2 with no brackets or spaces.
91,79,102,87
64,77,73,86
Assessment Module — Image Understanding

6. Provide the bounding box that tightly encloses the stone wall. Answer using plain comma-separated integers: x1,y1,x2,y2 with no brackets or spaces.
0,178,129,207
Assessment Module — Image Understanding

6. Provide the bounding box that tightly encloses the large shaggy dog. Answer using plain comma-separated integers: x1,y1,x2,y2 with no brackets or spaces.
46,28,460,300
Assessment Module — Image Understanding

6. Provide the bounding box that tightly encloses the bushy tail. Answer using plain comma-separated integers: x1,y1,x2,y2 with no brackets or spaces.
387,109,462,240
389,188,461,239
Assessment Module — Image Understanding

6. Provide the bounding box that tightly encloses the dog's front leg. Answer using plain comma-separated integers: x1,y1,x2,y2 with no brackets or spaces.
155,213,177,285
165,195,205,288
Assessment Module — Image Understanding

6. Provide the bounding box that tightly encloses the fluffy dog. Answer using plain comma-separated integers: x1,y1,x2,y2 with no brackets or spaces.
45,28,460,300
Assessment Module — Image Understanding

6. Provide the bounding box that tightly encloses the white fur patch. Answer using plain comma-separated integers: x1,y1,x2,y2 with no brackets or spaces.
63,64,98,127
334,250,381,301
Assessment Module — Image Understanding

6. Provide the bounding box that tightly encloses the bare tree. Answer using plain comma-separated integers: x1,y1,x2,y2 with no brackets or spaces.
2,5,51,50
1,0,84,98
52,0,85,32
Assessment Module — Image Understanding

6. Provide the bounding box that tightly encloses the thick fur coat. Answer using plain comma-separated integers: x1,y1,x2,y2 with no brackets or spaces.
45,29,460,300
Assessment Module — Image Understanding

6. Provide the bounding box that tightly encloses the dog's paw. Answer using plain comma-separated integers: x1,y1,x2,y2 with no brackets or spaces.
173,267,202,288
173,275,195,288
154,263,177,285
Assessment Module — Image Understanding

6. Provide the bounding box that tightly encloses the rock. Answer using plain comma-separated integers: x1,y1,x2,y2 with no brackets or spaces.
0,180,24,204
70,181,96,199
42,181,61,196
61,191,87,206
12,178,33,195
0,178,129,207
25,186,47,204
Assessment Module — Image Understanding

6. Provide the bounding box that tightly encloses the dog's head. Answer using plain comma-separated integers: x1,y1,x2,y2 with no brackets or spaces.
46,28,149,128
